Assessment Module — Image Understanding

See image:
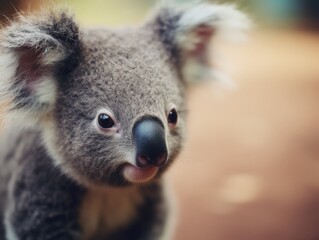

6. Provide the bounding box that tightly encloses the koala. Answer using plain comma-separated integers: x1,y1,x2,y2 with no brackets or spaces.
0,1,249,240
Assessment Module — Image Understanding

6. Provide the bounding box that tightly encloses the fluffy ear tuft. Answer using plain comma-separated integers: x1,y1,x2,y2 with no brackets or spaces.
0,9,81,122
152,2,251,83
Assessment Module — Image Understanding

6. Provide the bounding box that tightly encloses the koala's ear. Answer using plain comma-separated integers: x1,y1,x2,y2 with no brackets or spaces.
0,10,81,121
151,2,251,83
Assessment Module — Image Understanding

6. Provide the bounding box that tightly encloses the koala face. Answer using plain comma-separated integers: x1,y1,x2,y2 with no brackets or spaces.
0,3,250,187
52,29,187,186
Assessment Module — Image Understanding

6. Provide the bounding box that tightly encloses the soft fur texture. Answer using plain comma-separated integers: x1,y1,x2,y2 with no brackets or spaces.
0,2,249,240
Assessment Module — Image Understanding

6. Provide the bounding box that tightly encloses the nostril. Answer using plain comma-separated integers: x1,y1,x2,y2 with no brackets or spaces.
136,154,151,168
136,153,168,168
153,153,168,167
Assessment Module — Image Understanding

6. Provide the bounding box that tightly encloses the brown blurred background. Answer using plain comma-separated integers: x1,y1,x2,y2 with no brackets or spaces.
1,0,319,239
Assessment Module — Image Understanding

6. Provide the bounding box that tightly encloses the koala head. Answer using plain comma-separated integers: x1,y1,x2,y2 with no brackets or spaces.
0,3,249,187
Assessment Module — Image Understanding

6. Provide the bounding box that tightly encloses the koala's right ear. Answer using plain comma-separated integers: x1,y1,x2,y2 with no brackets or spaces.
0,10,81,122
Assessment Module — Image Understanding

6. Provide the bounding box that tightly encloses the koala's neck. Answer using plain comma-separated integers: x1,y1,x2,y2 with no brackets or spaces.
79,185,143,239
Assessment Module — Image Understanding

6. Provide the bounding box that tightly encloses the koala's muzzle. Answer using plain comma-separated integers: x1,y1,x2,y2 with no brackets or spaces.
133,118,168,168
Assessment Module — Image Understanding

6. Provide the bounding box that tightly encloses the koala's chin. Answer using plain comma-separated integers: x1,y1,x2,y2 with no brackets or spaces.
122,164,159,183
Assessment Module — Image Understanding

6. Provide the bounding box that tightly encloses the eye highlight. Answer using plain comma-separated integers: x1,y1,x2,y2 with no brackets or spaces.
167,108,178,125
98,113,115,129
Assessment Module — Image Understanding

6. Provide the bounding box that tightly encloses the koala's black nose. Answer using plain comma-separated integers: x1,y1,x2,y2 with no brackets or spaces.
133,118,168,168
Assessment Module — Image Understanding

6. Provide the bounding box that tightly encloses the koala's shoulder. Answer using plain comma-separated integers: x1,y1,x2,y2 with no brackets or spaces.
0,126,41,164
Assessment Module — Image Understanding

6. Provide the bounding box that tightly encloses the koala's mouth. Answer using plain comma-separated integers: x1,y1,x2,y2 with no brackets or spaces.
123,164,159,183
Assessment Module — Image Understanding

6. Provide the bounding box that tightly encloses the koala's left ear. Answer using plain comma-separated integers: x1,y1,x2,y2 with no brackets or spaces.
150,2,251,83
0,10,81,121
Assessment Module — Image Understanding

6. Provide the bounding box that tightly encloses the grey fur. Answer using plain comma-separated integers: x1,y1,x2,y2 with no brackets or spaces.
0,2,249,240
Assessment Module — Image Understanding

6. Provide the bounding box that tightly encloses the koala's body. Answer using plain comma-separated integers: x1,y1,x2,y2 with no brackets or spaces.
0,2,249,240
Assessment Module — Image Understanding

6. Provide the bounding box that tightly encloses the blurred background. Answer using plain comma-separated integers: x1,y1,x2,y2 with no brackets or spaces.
1,0,319,239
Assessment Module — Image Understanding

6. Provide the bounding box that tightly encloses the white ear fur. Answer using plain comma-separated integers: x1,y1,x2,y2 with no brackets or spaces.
155,2,252,84
0,52,18,99
180,4,251,83
0,50,58,106
176,3,251,45
0,10,80,126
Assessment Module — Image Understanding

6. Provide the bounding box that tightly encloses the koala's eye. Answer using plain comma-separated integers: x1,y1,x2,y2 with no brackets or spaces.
168,108,178,125
98,113,115,129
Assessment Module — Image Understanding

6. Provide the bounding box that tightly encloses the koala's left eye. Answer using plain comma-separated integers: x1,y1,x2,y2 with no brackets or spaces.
167,108,178,125
98,113,115,129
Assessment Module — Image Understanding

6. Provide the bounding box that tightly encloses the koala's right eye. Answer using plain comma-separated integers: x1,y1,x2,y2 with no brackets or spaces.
98,113,115,129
